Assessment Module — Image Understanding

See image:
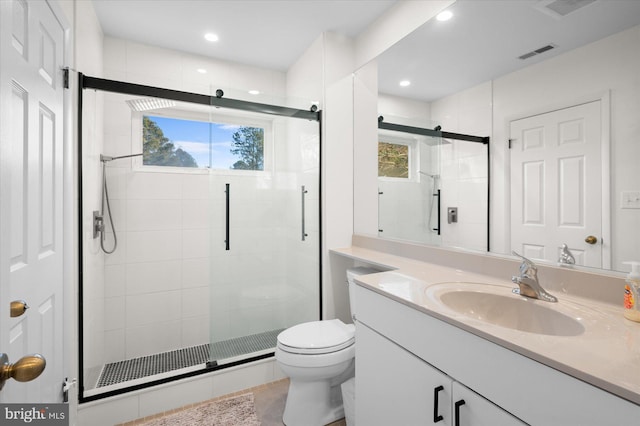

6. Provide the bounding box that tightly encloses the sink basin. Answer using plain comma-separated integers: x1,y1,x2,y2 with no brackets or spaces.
426,283,585,336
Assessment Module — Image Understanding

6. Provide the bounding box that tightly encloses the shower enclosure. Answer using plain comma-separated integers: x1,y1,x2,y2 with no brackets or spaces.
377,119,490,252
78,75,321,401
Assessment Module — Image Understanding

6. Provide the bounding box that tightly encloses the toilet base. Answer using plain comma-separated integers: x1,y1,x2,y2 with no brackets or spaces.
281,360,355,426
282,378,346,426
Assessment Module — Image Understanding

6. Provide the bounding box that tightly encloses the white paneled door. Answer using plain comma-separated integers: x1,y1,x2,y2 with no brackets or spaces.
510,101,603,268
0,0,66,402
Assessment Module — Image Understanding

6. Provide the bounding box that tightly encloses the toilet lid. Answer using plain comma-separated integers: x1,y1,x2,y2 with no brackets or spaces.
277,319,355,354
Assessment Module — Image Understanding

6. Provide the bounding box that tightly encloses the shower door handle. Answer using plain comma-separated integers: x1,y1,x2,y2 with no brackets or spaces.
225,183,230,250
301,186,308,241
433,189,441,235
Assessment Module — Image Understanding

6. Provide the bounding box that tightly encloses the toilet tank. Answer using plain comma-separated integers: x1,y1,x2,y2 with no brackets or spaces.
346,267,381,321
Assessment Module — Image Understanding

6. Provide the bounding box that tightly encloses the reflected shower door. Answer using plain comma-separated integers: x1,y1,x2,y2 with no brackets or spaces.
377,130,443,246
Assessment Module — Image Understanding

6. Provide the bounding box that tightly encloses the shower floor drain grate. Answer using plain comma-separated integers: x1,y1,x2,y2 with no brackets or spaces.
210,328,284,361
96,328,284,388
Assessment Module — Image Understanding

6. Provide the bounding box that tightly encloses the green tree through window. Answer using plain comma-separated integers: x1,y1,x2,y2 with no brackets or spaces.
143,116,198,167
231,126,264,170
378,141,409,178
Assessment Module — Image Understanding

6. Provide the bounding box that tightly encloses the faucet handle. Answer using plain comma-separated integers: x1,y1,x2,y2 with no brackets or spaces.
558,244,576,265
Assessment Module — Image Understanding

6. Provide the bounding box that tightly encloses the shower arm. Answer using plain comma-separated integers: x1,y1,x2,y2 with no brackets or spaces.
101,153,143,162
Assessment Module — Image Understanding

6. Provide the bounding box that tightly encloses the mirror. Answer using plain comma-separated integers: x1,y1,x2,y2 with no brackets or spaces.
376,119,490,252
373,0,640,272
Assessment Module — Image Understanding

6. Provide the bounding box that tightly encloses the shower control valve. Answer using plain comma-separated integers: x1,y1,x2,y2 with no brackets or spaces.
93,211,104,239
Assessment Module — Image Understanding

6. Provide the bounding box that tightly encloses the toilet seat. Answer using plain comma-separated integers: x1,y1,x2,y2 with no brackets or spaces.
277,319,355,355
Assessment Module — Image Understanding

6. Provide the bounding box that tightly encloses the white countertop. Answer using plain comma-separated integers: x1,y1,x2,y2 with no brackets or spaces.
332,246,640,406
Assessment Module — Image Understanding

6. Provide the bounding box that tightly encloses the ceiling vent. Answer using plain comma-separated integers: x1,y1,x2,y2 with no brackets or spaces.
535,0,597,19
518,44,557,60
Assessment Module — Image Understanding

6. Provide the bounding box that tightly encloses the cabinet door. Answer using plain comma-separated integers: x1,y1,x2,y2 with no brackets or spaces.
452,382,527,426
356,322,452,425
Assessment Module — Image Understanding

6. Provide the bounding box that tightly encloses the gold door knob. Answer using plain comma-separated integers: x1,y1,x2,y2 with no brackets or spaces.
0,353,46,390
585,235,598,245
10,300,29,318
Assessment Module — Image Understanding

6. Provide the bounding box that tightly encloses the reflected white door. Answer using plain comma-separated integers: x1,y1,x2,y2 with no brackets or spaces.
510,101,603,268
0,0,66,402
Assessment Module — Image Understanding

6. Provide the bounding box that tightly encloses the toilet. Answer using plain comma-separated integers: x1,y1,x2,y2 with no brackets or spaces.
276,267,379,426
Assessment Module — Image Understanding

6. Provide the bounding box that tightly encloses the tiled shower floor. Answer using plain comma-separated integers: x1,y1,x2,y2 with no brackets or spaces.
94,329,284,389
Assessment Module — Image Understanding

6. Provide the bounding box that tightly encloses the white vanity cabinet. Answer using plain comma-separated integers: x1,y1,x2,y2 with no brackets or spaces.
353,282,640,425
357,322,526,426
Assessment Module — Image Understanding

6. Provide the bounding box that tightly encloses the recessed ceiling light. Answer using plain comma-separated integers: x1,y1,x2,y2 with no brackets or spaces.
197,68,207,74
248,90,260,95
204,33,219,42
399,80,411,87
436,10,453,21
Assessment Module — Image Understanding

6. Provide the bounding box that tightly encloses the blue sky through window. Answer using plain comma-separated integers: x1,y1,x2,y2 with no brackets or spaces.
147,115,244,169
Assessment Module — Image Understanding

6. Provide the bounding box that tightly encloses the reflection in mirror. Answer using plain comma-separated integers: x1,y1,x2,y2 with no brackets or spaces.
377,124,443,247
377,119,489,252
375,0,640,272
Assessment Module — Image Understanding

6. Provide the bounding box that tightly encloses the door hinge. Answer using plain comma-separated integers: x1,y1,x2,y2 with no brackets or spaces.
508,139,514,149
63,68,70,89
62,377,76,402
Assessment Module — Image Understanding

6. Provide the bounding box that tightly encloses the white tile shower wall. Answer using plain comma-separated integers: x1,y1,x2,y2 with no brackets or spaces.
99,149,318,360
438,139,489,252
99,168,215,361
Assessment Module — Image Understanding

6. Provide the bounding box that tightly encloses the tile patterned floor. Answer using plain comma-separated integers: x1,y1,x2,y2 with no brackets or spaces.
119,378,347,426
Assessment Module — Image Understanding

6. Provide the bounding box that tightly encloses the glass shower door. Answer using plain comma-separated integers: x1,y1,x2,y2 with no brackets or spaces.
78,75,321,399
208,109,320,366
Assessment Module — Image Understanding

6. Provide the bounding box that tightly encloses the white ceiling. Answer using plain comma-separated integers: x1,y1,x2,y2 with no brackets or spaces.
92,0,397,71
92,0,640,103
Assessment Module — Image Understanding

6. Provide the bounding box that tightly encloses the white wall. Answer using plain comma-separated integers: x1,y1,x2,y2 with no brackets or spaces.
104,38,286,99
287,32,360,321
379,93,431,126
56,0,104,420
59,0,108,396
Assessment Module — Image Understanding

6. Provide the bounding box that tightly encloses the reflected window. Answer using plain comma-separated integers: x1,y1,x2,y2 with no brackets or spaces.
378,141,409,178
142,115,264,170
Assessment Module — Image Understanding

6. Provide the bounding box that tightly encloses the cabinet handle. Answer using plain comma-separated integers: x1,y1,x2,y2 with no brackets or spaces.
433,385,444,423
454,399,466,426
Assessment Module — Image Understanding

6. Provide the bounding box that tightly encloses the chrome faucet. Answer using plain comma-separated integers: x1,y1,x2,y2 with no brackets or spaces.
511,251,557,302
558,244,575,265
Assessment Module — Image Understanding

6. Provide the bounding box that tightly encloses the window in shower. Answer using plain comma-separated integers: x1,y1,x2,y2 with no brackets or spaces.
139,114,265,170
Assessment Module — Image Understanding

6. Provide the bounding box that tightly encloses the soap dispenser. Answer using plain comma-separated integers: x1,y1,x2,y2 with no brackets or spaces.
623,261,640,322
